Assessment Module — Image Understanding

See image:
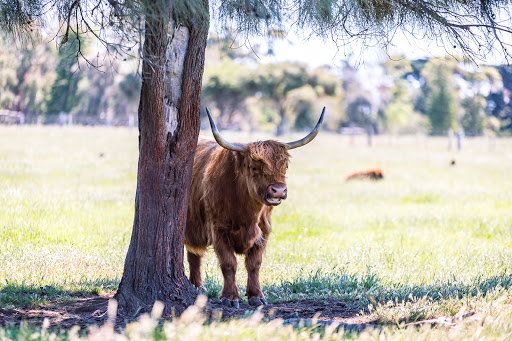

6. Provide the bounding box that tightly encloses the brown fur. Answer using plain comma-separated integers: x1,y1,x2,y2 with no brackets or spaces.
345,168,384,181
185,137,290,302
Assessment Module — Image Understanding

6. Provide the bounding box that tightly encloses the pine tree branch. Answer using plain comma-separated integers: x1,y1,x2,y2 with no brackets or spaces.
61,0,80,44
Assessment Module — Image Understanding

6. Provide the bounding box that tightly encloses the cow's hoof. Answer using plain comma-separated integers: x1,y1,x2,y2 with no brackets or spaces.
248,297,267,306
221,298,240,308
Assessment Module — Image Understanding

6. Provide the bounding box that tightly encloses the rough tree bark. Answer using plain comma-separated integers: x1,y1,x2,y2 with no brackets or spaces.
114,1,209,316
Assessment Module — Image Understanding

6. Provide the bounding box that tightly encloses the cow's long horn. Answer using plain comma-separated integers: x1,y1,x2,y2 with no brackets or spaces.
284,107,325,150
206,107,246,152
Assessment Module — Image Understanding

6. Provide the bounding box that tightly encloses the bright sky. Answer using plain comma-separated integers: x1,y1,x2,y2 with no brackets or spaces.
258,31,509,68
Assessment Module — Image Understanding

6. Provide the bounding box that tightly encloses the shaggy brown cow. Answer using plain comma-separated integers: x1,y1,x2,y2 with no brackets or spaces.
185,107,325,308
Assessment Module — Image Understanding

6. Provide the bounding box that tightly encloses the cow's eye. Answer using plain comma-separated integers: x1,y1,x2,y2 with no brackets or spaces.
251,167,260,174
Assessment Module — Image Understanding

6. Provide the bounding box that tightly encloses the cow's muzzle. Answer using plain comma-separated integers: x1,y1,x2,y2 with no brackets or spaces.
264,183,287,206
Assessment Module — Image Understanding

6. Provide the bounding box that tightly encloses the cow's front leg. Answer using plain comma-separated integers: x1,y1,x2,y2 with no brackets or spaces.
245,241,267,306
214,238,239,308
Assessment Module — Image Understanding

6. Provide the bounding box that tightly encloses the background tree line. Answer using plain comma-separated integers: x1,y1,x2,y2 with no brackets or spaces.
1,33,511,137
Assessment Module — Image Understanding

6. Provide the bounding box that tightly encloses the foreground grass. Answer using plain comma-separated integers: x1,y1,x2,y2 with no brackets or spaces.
3,293,512,340
1,126,512,338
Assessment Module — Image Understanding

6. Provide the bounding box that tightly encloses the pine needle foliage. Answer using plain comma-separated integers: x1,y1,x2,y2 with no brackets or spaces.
0,0,511,63
214,0,512,63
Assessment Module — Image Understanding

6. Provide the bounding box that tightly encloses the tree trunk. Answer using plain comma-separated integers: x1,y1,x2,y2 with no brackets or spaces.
276,106,288,136
114,1,209,316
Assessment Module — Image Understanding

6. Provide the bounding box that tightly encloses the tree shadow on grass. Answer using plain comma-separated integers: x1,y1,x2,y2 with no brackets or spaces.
262,268,512,304
261,268,512,324
0,279,118,329
0,278,120,309
1,269,512,329
0,293,370,331
0,276,370,329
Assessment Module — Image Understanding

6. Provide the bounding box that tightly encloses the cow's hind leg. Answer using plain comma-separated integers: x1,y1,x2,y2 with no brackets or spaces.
214,238,239,308
187,250,206,291
245,242,267,306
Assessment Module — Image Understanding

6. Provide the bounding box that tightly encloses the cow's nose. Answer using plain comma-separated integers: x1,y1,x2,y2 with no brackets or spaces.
269,183,287,199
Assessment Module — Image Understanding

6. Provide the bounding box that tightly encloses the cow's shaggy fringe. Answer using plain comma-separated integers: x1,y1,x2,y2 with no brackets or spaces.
246,141,290,175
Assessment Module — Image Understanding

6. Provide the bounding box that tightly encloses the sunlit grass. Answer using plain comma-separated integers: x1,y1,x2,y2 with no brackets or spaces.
1,126,512,338
0,127,136,306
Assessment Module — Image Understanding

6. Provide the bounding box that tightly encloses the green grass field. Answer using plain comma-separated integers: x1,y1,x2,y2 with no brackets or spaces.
1,126,512,339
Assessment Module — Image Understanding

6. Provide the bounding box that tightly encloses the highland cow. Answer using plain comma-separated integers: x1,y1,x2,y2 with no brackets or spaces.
184,107,325,308
345,168,384,181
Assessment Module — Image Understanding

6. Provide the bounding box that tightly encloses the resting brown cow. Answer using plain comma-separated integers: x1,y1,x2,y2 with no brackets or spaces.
345,168,384,181
184,107,325,308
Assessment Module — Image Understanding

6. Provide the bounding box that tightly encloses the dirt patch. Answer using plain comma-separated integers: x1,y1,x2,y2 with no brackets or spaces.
0,294,376,330
0,296,111,330
209,298,372,324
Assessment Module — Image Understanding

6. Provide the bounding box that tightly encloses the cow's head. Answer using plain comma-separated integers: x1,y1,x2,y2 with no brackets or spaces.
206,107,325,206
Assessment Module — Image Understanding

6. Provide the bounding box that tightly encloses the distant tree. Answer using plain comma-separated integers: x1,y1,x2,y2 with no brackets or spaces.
117,72,141,121
254,63,342,134
309,67,341,98
410,59,429,115
285,85,317,130
461,95,486,135
346,94,376,128
119,73,142,102
488,66,512,134
288,67,341,131
382,56,413,79
3,0,512,315
385,79,429,134
45,33,82,121
202,60,255,129
486,115,502,137
256,62,310,135
206,31,260,64
340,62,380,131
0,34,55,121
422,58,459,134
75,66,115,123
460,66,502,135
382,57,429,134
